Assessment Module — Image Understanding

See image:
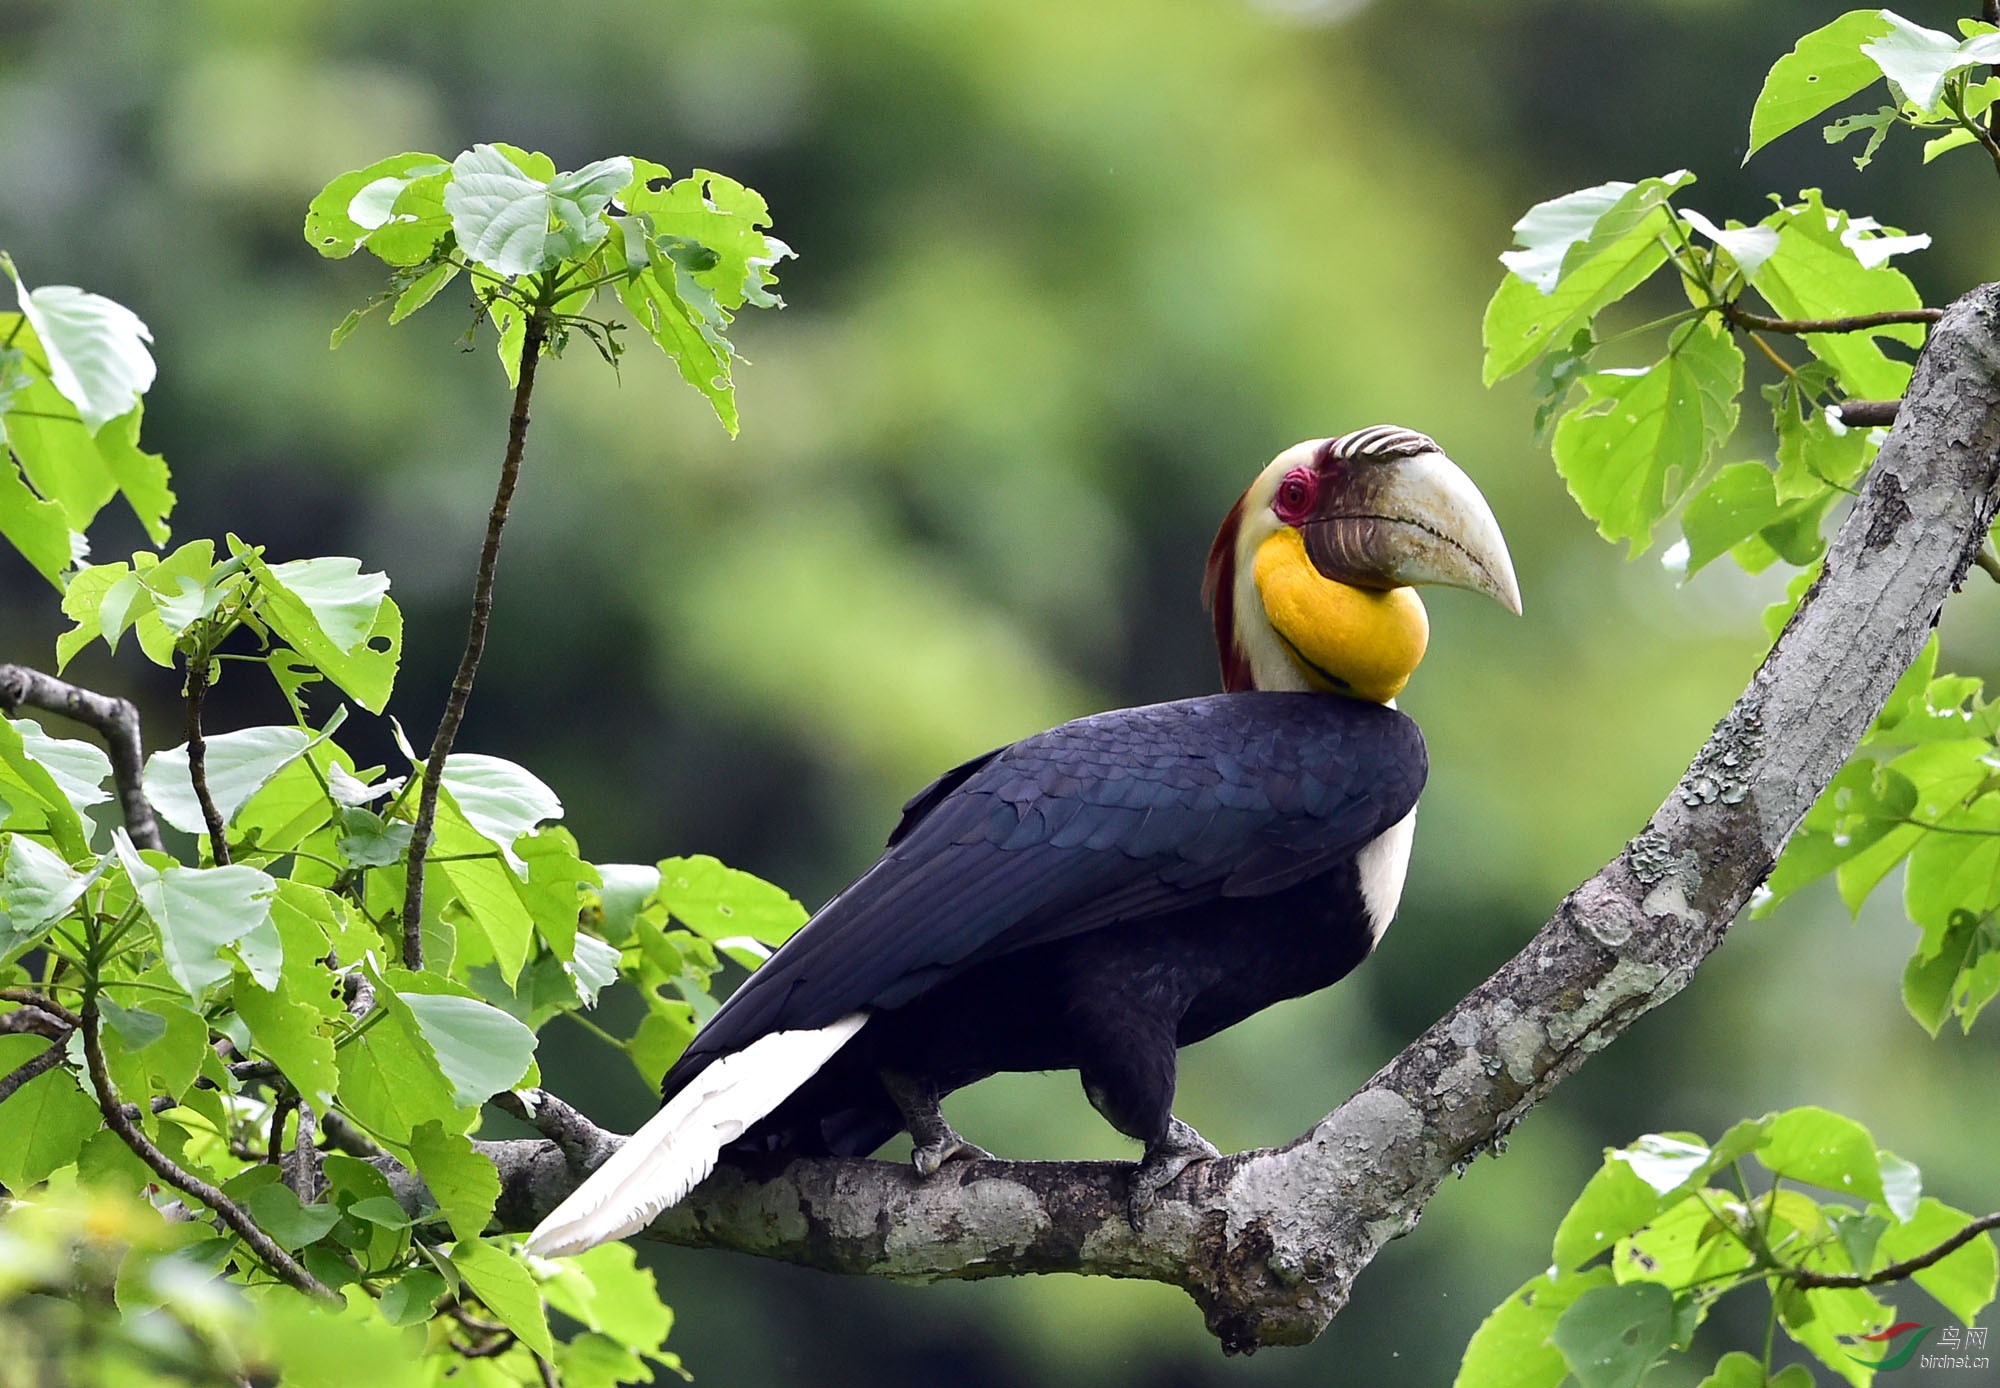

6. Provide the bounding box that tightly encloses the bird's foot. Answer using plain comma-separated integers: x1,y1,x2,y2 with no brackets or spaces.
1128,1117,1219,1226
912,1132,994,1179
882,1070,990,1179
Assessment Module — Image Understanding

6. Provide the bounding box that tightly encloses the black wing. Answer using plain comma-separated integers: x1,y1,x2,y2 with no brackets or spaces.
660,692,1425,1097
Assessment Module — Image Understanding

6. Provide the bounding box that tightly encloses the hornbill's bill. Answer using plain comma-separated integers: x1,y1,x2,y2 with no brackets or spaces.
527,425,1520,1256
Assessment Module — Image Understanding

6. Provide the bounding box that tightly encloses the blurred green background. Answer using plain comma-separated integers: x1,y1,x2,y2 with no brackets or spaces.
3,0,1998,1382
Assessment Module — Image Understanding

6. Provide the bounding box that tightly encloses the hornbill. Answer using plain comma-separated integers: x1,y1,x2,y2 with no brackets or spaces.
527,424,1520,1257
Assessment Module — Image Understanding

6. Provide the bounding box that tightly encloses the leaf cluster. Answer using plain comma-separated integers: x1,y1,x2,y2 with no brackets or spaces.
1456,1110,1998,1388
306,143,792,434
0,140,802,1387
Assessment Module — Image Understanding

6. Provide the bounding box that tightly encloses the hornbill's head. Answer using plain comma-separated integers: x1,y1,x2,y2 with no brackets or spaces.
1202,426,1521,701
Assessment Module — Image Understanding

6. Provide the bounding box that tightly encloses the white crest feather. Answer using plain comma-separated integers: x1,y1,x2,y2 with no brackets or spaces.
524,1011,870,1258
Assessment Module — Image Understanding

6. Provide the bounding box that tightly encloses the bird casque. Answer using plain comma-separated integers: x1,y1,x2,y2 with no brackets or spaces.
527,425,1520,1257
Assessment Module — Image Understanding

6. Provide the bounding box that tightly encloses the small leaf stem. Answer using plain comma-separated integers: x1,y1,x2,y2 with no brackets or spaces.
399,298,552,968
80,1002,333,1298
1724,304,1943,335
183,653,230,865
0,663,164,851
0,1037,67,1105
1789,1211,2000,1290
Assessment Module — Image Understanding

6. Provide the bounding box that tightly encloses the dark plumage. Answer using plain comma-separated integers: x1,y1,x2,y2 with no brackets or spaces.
661,692,1426,1158
526,426,1518,1257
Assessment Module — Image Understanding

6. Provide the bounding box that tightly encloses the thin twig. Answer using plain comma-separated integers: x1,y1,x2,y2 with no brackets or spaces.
0,988,82,1029
1791,1212,2000,1290
1977,548,2000,585
400,309,551,968
183,657,229,865
80,1004,333,1298
267,1094,299,1166
0,1036,66,1105
0,664,164,851
285,1102,325,1203
1725,304,1943,335
316,1107,387,1160
1836,399,1901,428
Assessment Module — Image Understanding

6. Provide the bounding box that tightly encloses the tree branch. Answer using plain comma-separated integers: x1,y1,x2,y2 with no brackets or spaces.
1791,1211,2000,1291
392,284,2000,1354
1836,399,1900,428
400,309,550,968
0,1036,66,1106
182,656,229,865
80,1003,332,1299
0,664,164,851
1725,304,1943,335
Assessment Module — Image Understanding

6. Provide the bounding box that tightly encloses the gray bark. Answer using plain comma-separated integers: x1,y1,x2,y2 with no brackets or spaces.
427,285,2000,1352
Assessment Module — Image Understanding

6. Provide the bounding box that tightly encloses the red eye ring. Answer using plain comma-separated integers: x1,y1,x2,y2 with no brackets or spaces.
1273,466,1318,526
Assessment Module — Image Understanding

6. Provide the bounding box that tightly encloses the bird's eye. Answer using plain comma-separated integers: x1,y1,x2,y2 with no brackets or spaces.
1273,468,1318,524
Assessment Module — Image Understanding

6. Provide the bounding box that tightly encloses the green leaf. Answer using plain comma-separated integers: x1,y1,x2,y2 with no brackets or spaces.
1617,1133,1712,1195
596,863,660,944
439,854,536,984
335,994,464,1144
1552,317,1743,554
0,454,76,583
396,987,537,1107
0,833,88,963
263,557,391,651
408,1119,501,1241
450,1237,555,1359
2,255,156,431
1613,1189,1756,1290
655,853,808,947
240,548,402,712
1904,800,2000,960
93,406,173,544
619,263,739,434
378,1267,445,1326
304,153,450,259
444,145,631,278
1681,463,1778,577
0,1054,102,1189
540,1241,675,1354
1878,1197,1998,1323
1877,1150,1923,1223
1826,104,1898,170
142,722,327,836
1749,192,1927,401
1829,1208,1890,1275
1746,11,1896,159
233,973,339,1106
1696,1350,1773,1388
1761,1106,1884,1203
258,1287,427,1388
1553,1153,1665,1271
1863,13,2000,112
1550,1281,1675,1388
620,162,793,312
115,837,280,997
1483,174,1692,385
0,717,91,858
388,259,460,324
245,1182,342,1251
14,718,113,825
439,753,564,870
1454,1267,1615,1388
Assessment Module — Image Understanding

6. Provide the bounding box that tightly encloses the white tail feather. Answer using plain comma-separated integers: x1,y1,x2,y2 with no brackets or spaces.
524,1012,870,1258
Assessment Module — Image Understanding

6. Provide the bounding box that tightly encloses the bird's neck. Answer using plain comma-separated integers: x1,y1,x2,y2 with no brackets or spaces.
1236,527,1428,700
